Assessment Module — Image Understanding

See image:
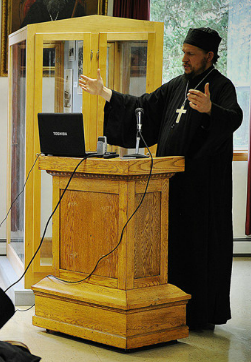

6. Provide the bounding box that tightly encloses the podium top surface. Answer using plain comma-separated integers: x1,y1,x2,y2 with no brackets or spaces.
38,155,185,177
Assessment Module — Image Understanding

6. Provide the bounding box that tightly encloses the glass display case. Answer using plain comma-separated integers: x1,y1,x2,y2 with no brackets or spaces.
7,15,164,288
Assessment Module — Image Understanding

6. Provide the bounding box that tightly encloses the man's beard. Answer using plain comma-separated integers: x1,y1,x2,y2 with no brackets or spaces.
183,70,195,81
183,57,208,80
43,0,69,16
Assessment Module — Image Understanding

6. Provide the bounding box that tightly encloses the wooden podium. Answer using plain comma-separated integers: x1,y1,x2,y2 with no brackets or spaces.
32,156,191,349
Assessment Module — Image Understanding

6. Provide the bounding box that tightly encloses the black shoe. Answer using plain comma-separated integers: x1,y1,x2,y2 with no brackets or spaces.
204,323,215,330
189,323,215,331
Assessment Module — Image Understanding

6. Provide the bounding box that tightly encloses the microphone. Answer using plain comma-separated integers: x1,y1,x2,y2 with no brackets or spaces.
122,107,148,159
135,108,144,132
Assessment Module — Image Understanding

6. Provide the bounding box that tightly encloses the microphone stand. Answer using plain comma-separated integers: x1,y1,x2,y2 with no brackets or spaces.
124,108,149,159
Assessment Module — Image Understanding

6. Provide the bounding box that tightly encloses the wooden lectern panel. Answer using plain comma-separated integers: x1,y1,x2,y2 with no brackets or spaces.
60,189,119,278
134,191,161,279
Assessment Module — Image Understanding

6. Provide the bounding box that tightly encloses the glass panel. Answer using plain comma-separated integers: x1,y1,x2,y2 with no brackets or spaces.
234,86,250,150
40,40,83,266
10,41,26,263
107,41,148,96
106,41,148,155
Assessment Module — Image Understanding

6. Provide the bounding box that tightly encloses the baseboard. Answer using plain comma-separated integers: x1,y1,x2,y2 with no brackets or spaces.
233,239,251,256
0,256,34,306
0,240,6,256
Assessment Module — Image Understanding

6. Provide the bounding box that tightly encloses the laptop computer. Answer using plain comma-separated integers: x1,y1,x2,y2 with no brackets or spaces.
38,112,92,157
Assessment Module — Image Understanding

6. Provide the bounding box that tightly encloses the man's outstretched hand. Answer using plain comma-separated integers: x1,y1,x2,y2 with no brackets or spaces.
79,69,112,102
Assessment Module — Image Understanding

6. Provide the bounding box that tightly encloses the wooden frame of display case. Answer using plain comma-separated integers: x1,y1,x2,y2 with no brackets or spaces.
7,15,164,288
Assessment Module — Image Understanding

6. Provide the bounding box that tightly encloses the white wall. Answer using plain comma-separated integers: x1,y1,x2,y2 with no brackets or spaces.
0,76,8,239
107,0,114,16
233,161,249,238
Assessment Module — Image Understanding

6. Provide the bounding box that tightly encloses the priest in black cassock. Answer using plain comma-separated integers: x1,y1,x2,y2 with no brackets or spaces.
79,28,243,330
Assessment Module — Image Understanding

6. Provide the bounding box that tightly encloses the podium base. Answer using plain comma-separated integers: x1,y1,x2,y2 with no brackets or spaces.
32,279,190,350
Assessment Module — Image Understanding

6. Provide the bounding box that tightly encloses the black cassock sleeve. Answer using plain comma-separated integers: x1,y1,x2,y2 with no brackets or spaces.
104,85,169,149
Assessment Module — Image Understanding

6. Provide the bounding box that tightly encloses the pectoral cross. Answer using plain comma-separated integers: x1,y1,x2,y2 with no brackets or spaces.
176,105,187,124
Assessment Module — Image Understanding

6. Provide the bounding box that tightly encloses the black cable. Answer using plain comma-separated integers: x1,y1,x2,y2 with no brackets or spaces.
4,155,92,293
47,131,153,285
16,304,35,312
0,153,41,229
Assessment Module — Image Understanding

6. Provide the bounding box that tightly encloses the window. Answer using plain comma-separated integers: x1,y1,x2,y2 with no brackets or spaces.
150,0,251,151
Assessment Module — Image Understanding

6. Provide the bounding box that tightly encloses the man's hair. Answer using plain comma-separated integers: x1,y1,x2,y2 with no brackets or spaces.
202,48,219,64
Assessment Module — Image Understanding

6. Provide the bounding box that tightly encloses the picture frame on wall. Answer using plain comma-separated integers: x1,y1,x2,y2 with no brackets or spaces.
68,40,76,62
130,45,147,77
64,69,73,113
77,40,83,95
0,0,108,76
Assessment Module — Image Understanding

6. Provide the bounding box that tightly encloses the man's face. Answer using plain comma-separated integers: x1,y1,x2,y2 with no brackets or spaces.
182,44,212,78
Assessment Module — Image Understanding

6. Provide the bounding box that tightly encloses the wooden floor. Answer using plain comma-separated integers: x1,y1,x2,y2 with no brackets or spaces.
0,257,251,362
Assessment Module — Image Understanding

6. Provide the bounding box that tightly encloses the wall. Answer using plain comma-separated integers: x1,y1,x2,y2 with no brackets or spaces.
107,0,114,16
0,76,8,241
0,1,7,259
233,161,251,254
233,161,248,237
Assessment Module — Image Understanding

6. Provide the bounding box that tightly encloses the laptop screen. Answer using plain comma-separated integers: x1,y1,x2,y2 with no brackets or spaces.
38,113,87,157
